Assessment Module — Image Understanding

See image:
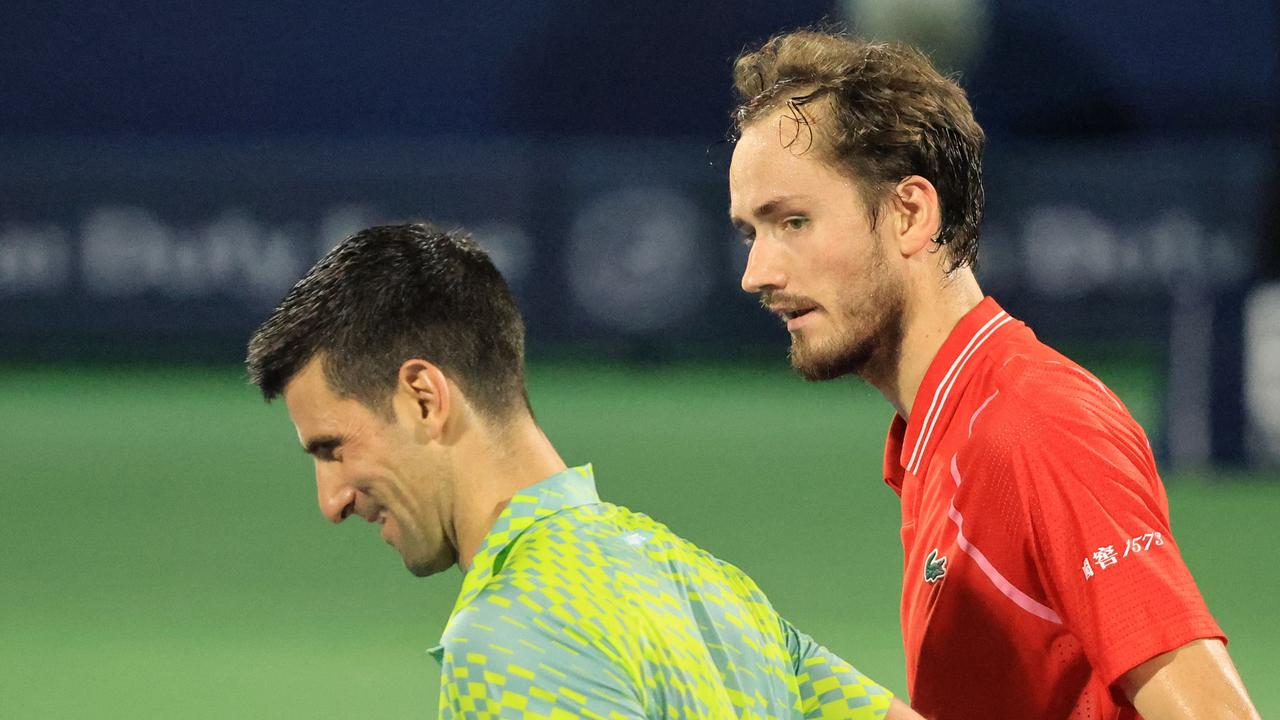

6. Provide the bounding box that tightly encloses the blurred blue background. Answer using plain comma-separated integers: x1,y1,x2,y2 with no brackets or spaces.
3,0,1278,465
1,2,1277,717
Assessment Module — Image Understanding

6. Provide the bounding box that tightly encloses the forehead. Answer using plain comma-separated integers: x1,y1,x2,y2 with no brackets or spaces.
728,110,855,213
283,356,332,404
281,358,359,435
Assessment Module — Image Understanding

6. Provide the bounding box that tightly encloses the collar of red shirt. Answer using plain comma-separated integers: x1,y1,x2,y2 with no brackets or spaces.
883,296,1021,494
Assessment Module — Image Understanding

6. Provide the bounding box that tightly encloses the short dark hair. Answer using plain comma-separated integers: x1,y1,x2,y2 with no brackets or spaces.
732,29,986,272
246,222,529,419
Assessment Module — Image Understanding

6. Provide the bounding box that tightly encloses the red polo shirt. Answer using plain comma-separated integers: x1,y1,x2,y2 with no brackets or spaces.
884,297,1224,719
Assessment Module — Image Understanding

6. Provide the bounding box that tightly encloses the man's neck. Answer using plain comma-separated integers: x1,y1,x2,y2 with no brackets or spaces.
882,271,984,421
453,416,567,572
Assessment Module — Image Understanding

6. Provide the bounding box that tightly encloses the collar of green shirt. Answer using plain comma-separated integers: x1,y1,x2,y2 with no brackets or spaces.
427,464,600,660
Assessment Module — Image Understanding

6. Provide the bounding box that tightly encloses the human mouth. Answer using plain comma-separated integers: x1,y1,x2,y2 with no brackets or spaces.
358,506,390,535
785,309,818,331
768,302,819,331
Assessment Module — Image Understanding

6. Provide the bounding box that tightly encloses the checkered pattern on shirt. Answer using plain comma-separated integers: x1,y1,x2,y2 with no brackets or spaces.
433,466,892,719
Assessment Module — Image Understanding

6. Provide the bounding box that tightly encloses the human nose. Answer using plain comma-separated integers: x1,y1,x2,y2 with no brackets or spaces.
315,463,356,524
740,239,787,294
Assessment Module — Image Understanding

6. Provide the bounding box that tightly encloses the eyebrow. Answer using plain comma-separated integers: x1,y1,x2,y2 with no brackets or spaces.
302,435,343,457
729,195,808,230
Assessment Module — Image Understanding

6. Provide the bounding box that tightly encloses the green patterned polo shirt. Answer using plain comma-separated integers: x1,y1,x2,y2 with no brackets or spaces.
430,465,892,719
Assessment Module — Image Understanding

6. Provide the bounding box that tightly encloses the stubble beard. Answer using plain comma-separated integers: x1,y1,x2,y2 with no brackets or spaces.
789,263,906,388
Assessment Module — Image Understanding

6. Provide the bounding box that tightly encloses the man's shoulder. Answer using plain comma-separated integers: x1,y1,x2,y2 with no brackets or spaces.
495,502,768,616
507,500,721,564
482,503,659,602
444,537,640,658
955,340,1154,479
441,508,664,666
973,340,1137,436
501,501,645,562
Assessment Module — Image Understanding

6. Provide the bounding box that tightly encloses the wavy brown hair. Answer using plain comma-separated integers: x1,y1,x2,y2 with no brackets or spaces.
732,29,985,272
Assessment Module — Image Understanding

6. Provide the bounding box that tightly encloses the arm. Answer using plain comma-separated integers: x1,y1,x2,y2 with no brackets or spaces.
781,618,920,720
1119,638,1259,720
997,379,1258,714
1007,393,1236,694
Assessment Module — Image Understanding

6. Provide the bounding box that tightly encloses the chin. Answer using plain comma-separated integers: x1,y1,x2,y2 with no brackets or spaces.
792,289,905,384
790,333,875,382
403,549,456,578
405,561,438,578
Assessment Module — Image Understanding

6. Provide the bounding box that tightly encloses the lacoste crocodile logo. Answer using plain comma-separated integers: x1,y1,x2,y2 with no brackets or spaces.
924,548,948,584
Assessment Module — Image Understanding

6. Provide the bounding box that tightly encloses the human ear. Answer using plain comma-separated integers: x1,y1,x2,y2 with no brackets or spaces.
891,175,943,258
395,359,451,440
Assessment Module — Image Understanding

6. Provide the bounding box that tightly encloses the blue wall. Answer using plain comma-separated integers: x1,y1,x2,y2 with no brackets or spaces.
4,2,1275,139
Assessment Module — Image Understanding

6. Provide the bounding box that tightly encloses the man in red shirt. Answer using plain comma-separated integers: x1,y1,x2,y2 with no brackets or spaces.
727,29,1259,719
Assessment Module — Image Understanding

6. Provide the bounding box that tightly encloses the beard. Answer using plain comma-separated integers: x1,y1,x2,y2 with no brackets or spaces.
789,260,906,386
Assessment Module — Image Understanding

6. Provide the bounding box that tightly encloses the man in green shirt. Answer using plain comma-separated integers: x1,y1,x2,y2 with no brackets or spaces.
247,222,916,719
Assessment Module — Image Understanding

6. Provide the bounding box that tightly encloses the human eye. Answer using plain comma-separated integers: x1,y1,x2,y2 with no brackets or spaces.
781,215,809,231
306,439,344,463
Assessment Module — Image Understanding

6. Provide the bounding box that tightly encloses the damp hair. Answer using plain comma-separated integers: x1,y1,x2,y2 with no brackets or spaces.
732,28,986,272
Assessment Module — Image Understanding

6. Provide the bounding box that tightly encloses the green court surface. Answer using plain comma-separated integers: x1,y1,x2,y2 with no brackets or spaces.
1,361,1275,717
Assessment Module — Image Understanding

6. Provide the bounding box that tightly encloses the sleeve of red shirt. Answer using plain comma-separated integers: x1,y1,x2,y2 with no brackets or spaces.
1002,367,1225,688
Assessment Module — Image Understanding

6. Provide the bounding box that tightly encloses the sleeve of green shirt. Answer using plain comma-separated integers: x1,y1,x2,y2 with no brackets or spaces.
780,617,894,719
438,592,647,720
